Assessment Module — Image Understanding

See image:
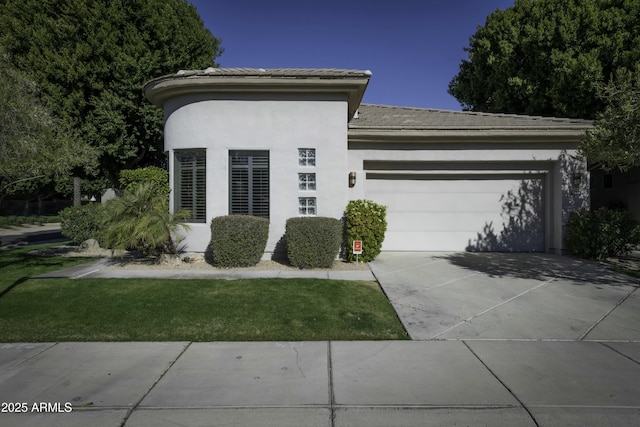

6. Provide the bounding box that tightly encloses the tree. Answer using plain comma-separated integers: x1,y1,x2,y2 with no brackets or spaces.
0,0,222,187
0,50,95,205
582,66,640,172
448,0,640,120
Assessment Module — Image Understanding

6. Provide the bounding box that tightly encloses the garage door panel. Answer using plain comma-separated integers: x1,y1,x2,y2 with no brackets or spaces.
368,192,519,213
387,212,504,232
366,177,544,252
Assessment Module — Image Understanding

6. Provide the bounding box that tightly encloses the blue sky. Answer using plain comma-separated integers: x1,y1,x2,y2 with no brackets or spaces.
189,0,515,111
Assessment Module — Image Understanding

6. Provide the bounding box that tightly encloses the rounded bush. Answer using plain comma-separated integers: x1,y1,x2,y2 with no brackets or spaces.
210,215,269,267
59,204,103,245
286,217,342,268
344,200,387,262
565,207,640,260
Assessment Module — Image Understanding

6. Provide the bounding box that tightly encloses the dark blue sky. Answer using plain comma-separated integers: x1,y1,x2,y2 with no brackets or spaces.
189,1,515,110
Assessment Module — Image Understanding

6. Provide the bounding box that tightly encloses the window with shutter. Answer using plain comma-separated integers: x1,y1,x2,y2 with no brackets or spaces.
229,150,269,219
175,150,206,222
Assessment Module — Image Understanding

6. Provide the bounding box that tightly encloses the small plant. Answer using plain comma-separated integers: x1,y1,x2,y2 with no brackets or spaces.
210,215,269,267
286,217,342,268
59,204,104,244
344,200,387,262
565,207,640,260
100,183,190,258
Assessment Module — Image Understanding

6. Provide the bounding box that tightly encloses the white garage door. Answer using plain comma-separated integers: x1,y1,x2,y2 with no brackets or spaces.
365,175,545,252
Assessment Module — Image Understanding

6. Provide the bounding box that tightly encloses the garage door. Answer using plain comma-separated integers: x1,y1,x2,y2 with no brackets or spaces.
365,174,545,252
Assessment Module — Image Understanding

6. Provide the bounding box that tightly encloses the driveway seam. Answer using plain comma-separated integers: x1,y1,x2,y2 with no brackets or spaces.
120,342,192,427
600,342,640,366
578,286,639,341
462,341,540,427
430,276,557,339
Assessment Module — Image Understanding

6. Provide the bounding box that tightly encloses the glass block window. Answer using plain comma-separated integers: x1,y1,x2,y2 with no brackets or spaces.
175,150,206,222
298,148,316,166
229,150,270,219
298,173,316,191
299,197,316,216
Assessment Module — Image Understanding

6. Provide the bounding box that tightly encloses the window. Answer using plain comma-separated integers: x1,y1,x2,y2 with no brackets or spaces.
175,150,206,222
298,148,316,166
229,150,269,219
299,197,316,216
298,173,316,191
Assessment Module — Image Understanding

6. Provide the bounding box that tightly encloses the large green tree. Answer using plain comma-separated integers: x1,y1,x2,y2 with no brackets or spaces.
0,0,222,187
0,50,95,204
448,0,640,120
582,66,640,172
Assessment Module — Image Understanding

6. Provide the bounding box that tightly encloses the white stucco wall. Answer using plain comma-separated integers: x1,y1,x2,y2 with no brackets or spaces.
163,93,349,256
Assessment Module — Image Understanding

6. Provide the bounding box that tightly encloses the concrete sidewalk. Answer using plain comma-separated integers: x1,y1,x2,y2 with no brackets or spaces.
1,340,640,426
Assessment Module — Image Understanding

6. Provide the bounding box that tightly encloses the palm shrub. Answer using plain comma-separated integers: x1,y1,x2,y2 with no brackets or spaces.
100,183,190,258
565,207,640,260
286,217,342,268
210,215,269,267
344,200,387,262
59,203,104,244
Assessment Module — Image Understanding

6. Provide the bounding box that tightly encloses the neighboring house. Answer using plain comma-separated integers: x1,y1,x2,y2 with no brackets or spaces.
144,68,592,257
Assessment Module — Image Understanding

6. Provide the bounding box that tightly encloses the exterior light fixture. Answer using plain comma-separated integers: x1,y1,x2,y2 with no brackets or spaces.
348,171,356,187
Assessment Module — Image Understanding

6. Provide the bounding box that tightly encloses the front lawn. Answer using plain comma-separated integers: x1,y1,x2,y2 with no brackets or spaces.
0,245,408,342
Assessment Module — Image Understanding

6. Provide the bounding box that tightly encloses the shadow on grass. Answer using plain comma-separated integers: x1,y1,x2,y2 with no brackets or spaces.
0,276,30,299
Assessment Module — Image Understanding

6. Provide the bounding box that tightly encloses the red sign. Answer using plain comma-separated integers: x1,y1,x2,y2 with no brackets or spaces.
352,240,363,255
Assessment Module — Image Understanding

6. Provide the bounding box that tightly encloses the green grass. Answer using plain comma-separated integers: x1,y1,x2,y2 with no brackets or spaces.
0,215,60,229
0,244,408,342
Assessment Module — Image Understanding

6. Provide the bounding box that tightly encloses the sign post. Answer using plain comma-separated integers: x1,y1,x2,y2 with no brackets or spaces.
352,240,363,265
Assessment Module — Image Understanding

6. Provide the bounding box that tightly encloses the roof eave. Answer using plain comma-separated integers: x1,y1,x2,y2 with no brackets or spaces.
144,75,370,119
347,128,589,144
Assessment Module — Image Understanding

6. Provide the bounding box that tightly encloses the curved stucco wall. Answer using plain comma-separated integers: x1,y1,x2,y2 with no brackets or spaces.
164,93,349,255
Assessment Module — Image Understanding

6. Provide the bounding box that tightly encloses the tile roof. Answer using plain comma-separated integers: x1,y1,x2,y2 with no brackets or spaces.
350,104,592,130
171,67,372,78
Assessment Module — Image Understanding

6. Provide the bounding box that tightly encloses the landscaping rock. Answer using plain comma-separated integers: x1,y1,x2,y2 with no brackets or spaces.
159,254,183,266
183,253,206,264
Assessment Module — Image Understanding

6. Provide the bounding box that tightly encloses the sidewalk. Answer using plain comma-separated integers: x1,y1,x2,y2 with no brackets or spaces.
0,223,63,248
1,340,640,426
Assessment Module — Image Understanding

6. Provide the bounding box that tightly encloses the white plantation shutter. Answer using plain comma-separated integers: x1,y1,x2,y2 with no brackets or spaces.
175,150,206,222
229,150,269,219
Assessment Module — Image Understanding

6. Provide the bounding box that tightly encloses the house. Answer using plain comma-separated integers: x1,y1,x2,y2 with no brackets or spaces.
144,68,592,257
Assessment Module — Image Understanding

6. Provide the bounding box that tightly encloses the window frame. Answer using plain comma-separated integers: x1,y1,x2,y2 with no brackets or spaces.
298,197,317,216
229,150,270,219
174,149,206,223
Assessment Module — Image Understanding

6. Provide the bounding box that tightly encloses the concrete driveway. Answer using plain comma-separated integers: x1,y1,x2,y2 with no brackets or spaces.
370,252,640,341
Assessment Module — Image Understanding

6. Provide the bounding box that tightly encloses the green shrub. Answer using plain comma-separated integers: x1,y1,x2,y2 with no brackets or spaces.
119,166,170,196
286,217,342,269
565,207,640,260
59,204,104,244
101,183,190,258
210,215,269,267
344,200,387,262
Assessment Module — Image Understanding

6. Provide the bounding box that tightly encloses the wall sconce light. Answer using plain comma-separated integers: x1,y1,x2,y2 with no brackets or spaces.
572,172,582,187
348,171,356,188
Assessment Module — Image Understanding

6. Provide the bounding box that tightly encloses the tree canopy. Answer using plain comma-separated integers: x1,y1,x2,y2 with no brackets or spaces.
0,50,95,199
0,0,222,187
582,66,640,172
448,0,640,120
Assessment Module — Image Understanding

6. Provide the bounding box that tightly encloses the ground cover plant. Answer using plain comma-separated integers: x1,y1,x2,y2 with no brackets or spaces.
0,244,408,341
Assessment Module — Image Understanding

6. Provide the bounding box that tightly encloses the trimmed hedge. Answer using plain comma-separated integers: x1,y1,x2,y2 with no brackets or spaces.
286,217,342,269
59,204,103,245
210,215,269,267
344,200,387,262
565,207,640,260
119,166,170,196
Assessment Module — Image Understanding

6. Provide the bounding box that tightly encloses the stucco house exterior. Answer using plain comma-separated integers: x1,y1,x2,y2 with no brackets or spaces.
144,68,591,257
